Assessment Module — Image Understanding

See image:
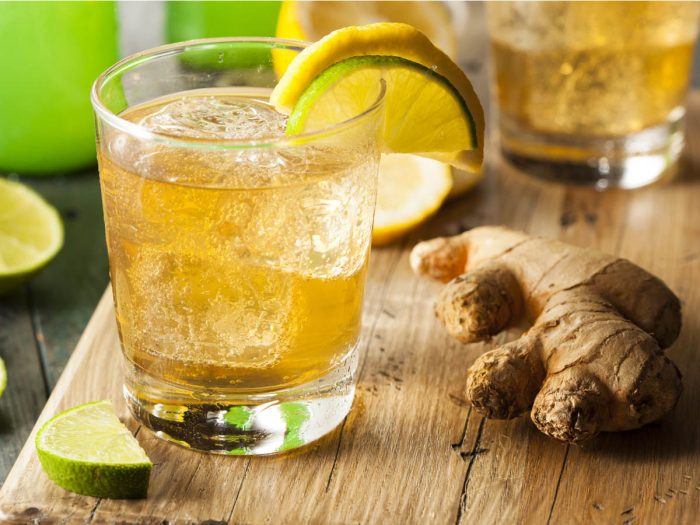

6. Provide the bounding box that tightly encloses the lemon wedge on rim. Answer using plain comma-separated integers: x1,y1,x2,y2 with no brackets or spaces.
270,23,484,173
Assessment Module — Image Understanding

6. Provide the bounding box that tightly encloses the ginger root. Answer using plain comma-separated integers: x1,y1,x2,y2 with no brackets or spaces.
410,226,682,442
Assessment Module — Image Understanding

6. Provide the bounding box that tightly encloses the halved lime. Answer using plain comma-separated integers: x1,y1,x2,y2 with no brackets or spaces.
36,400,152,499
0,178,64,295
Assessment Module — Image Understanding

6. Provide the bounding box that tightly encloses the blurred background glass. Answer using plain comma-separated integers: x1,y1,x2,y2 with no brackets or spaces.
488,1,700,189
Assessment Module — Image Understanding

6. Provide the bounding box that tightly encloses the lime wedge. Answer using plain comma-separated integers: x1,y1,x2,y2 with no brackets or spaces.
0,357,6,399
270,23,484,173
36,400,152,499
287,56,477,153
0,178,63,295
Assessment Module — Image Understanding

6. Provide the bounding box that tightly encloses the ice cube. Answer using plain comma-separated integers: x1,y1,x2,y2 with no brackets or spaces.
138,96,287,140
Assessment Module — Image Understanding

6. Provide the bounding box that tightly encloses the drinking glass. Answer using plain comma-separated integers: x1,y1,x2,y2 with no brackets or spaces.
91,38,385,455
488,1,700,189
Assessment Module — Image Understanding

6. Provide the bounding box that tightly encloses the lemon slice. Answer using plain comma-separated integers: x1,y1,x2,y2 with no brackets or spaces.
270,23,484,173
276,1,458,60
36,400,152,499
373,154,452,245
0,178,63,295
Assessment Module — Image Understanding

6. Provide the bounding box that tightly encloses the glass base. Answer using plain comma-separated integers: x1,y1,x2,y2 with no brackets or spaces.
123,348,358,455
499,107,685,189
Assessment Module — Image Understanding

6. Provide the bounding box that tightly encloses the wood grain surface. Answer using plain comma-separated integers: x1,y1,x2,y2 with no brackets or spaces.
2,92,700,523
3,4,700,523
0,173,109,482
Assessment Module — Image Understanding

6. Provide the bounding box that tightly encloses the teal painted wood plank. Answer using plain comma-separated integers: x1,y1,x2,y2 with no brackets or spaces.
23,172,110,389
0,288,48,483
0,171,109,483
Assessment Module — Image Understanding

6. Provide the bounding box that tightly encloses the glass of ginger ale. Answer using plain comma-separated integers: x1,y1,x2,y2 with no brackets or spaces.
488,1,700,188
91,39,385,454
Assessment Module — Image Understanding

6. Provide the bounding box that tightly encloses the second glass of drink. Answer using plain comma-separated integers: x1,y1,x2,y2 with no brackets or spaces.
488,1,700,188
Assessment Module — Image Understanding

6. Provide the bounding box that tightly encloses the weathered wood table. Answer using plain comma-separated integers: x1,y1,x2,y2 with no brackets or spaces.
2,8,700,524
2,95,700,522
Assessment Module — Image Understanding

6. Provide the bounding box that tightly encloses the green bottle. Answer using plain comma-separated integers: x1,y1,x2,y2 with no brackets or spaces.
166,1,282,42
0,2,118,175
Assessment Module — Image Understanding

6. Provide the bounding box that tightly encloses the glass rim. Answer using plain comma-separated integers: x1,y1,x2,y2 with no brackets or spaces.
90,36,386,149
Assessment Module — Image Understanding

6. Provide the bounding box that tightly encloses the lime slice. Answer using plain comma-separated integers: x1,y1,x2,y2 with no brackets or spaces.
270,23,484,173
0,357,6,400
36,400,152,499
0,178,63,295
373,154,452,245
287,56,476,151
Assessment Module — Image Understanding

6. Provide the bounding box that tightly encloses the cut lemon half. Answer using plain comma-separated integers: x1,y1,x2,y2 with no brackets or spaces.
276,1,458,66
270,23,484,173
373,154,452,245
448,168,483,199
36,400,152,499
0,178,63,295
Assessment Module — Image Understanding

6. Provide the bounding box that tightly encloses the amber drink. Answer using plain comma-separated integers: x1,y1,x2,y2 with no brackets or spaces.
488,2,700,188
92,40,384,454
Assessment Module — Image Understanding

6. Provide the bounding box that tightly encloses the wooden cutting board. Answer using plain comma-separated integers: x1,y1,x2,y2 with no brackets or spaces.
2,97,700,524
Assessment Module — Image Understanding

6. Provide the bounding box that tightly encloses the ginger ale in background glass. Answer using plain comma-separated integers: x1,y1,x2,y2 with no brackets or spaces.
487,1,700,189
92,39,385,455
